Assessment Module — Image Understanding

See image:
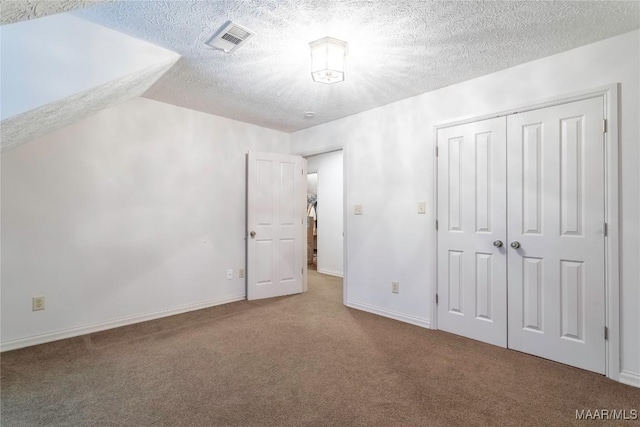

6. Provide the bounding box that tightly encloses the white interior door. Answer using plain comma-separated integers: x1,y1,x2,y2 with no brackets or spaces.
506,97,606,374
436,96,606,374
437,117,508,347
247,152,307,300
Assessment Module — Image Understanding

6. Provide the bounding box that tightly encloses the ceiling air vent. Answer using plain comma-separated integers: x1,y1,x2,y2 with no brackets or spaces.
205,21,255,53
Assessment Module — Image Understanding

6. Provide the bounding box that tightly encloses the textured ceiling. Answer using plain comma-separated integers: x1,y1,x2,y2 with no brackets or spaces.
5,1,640,133
0,0,111,25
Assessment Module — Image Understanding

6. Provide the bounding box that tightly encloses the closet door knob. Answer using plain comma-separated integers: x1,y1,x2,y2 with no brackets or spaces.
250,231,256,238
493,240,503,248
510,241,521,249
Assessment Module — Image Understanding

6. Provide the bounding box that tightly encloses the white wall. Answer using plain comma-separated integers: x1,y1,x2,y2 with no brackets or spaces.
306,151,344,277
291,30,640,385
1,97,290,350
307,173,318,196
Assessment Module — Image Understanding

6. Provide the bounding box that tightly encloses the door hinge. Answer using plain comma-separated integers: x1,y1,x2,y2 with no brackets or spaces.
435,220,439,230
302,169,304,175
435,146,439,157
602,119,607,133
435,294,439,305
301,267,304,274
604,222,608,237
604,326,608,340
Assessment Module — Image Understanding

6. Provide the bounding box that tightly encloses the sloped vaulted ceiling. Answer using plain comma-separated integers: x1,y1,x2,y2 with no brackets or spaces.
1,7,179,151
1,61,177,152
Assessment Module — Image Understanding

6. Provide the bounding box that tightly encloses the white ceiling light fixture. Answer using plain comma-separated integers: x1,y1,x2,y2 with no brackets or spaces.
309,37,348,84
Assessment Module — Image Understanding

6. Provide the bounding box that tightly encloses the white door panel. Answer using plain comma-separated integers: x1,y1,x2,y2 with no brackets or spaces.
437,96,606,374
507,97,605,374
437,117,508,347
247,152,306,300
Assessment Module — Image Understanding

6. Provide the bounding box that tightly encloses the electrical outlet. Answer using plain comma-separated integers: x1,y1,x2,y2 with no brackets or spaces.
32,296,45,311
392,282,399,294
354,204,363,215
238,268,245,279
226,269,233,280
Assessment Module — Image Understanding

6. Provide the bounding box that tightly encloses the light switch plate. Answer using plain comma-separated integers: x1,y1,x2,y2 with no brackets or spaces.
418,201,426,214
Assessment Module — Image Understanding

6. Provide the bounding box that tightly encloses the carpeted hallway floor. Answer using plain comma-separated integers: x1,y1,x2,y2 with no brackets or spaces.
1,270,639,426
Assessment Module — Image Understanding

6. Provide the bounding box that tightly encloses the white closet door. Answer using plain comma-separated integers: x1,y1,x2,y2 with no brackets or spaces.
437,117,508,347
506,97,605,374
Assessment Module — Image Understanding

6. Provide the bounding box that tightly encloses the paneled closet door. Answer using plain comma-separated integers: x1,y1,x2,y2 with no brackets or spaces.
506,97,606,374
437,117,508,347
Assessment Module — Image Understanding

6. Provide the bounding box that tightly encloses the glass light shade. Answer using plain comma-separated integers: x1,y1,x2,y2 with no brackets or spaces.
309,37,348,84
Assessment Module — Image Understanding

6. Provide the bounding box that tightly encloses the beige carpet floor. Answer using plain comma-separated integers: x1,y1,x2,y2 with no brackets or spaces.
1,270,639,426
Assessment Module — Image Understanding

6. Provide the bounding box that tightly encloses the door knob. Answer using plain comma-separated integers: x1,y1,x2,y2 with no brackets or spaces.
493,240,503,248
250,231,256,238
510,241,521,249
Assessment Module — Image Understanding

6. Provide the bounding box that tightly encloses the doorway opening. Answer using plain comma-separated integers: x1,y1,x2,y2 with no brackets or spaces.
307,172,318,270
304,150,344,278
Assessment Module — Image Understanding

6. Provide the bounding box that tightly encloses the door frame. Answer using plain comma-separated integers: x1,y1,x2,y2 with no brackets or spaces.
432,83,620,381
297,146,347,306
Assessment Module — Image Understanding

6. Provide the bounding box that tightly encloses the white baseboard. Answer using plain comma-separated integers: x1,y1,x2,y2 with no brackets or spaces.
317,268,343,278
346,299,431,329
619,370,640,388
0,294,246,352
